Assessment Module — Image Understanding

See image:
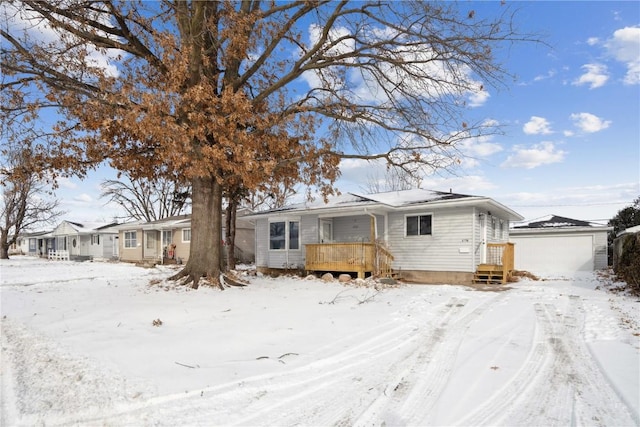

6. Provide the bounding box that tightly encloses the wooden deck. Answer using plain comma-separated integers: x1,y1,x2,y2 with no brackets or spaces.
305,242,394,279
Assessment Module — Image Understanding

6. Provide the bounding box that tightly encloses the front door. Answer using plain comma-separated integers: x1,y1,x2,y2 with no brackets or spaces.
145,231,157,258
320,219,333,243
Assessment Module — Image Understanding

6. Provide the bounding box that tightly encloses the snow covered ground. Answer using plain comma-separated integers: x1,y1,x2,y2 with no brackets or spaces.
1,256,638,426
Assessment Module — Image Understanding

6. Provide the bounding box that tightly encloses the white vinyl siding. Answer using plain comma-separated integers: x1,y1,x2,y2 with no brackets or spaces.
388,207,475,272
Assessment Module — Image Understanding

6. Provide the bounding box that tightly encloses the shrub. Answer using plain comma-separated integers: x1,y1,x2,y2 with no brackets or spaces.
617,233,640,295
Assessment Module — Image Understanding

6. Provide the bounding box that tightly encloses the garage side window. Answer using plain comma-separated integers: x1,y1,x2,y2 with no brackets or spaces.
406,214,432,236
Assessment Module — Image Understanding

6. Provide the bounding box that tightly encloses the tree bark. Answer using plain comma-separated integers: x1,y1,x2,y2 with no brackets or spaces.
0,229,9,259
170,175,223,289
225,198,237,270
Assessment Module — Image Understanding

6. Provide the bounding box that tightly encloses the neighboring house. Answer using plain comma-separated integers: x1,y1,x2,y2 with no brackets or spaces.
245,189,524,284
115,211,255,265
510,215,612,274
612,224,640,272
10,230,53,256
115,215,191,264
50,220,120,260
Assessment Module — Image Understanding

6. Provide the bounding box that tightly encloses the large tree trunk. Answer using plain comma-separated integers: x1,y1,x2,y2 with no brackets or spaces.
225,198,237,270
170,175,223,289
0,230,9,260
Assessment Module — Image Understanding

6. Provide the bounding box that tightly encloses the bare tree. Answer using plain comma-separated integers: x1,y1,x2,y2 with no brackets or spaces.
1,1,538,287
363,163,422,194
0,148,64,259
101,174,191,222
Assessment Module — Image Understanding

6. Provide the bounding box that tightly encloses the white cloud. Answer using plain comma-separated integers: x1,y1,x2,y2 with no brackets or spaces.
587,37,600,46
523,116,553,135
605,26,640,85
501,141,565,169
468,88,490,108
533,69,556,82
570,112,611,133
572,63,609,89
456,136,503,169
57,177,78,190
74,193,93,203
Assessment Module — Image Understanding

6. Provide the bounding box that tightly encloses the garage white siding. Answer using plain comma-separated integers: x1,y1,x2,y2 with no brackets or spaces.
511,234,594,273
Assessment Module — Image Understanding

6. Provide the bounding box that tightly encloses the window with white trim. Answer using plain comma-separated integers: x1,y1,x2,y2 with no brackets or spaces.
91,234,100,245
124,231,137,248
269,221,300,250
406,214,432,236
182,228,191,242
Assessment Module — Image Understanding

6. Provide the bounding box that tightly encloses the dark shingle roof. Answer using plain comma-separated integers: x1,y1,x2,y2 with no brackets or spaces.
513,215,592,229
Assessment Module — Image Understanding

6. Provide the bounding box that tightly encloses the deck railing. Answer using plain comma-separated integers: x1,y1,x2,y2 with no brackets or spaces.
478,242,515,283
305,242,394,278
48,249,70,261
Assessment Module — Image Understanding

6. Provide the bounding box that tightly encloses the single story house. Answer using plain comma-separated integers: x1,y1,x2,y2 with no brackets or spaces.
50,220,120,260
115,211,255,265
245,189,524,284
509,215,612,274
9,230,51,256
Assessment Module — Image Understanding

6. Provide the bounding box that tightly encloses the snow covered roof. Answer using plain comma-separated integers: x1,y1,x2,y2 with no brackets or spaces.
617,224,640,236
512,214,606,229
352,188,471,207
246,188,522,220
62,220,120,234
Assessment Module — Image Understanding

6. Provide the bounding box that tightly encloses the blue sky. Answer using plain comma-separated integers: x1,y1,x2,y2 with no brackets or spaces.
48,1,639,225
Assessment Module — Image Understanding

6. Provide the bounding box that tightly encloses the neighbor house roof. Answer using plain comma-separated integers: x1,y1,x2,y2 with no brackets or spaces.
56,220,120,234
511,214,612,232
246,188,523,221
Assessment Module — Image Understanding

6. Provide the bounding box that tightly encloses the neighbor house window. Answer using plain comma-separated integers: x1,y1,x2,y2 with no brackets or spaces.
406,214,432,236
270,221,300,250
91,234,100,245
124,231,137,248
182,228,191,242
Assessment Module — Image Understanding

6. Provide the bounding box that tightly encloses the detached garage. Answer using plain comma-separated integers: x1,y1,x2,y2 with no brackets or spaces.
510,215,612,274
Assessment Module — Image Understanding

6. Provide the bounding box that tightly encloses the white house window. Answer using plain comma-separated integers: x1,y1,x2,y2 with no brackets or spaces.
91,234,100,245
182,228,191,242
124,231,137,248
406,214,432,236
270,221,300,250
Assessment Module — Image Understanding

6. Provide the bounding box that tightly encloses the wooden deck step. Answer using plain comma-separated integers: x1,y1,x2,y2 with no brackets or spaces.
473,269,505,285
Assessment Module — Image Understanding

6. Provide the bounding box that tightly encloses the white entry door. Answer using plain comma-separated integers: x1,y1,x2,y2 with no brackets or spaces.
320,219,333,243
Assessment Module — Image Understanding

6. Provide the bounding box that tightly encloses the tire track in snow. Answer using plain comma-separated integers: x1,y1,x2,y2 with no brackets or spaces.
76,296,470,426
352,291,510,427
458,295,637,427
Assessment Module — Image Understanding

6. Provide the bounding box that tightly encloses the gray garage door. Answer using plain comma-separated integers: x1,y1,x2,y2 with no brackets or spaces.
512,234,594,273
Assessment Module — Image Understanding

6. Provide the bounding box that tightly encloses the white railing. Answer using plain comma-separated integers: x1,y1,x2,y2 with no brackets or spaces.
48,250,70,261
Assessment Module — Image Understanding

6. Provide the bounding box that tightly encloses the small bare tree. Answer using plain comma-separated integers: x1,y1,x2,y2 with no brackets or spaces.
101,174,191,222
0,148,64,259
363,163,423,194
